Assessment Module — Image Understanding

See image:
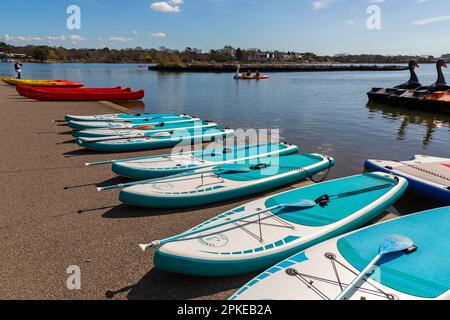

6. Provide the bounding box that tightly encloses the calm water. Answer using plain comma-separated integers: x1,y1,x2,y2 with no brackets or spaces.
1,62,449,206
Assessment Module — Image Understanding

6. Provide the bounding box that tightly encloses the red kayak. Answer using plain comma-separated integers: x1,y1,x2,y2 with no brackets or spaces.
16,85,130,96
20,88,145,101
20,86,126,92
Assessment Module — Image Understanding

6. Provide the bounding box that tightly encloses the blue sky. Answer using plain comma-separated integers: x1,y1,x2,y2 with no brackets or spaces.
0,0,449,56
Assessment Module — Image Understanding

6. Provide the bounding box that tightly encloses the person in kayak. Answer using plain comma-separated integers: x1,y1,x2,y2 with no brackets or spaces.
14,61,23,79
246,71,252,77
255,70,261,78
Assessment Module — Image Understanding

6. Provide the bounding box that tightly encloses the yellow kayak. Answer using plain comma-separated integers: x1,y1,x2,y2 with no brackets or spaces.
1,77,84,88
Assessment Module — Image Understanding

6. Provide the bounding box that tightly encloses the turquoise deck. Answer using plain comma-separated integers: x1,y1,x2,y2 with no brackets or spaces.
267,173,398,227
338,206,450,299
112,143,299,179
214,153,322,182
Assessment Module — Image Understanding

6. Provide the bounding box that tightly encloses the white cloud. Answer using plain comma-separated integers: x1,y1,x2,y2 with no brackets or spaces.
151,1,181,13
151,32,166,37
412,15,450,26
108,36,134,42
1,34,86,44
311,0,336,10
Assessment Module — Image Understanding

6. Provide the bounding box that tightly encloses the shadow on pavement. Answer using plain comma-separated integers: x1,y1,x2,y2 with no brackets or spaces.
106,268,254,300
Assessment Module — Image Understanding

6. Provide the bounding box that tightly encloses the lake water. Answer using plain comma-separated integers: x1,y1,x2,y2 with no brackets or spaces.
1,62,448,211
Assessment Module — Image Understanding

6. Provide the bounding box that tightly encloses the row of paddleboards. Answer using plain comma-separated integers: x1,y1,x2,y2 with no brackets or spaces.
67,112,450,300
64,113,235,152
71,112,450,205
88,142,335,208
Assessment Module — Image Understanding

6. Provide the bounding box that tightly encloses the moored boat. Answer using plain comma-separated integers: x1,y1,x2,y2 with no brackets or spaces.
367,60,450,114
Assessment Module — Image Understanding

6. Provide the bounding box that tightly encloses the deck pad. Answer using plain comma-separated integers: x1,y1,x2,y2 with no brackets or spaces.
338,207,450,299
396,161,450,185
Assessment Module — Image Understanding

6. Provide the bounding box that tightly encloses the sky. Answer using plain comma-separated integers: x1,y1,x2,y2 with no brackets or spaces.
0,0,449,56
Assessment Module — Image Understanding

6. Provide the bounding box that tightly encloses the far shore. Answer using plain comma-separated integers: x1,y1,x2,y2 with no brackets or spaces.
148,63,408,73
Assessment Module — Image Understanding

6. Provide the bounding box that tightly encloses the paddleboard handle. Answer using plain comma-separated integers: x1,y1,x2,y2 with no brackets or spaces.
139,241,161,252
314,194,330,207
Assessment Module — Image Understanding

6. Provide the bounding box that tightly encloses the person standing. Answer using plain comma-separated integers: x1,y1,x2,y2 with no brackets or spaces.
14,60,23,79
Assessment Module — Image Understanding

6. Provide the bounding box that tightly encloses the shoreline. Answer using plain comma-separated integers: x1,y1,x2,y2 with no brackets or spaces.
148,63,407,73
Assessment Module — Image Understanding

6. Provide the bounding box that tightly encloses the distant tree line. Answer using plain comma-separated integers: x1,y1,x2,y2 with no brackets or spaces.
333,54,438,64
0,42,446,65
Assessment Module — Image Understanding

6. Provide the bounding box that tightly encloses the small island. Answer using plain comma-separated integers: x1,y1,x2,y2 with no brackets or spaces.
148,63,407,73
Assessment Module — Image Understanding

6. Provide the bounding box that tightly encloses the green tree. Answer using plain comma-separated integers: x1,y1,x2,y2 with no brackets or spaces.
236,48,243,61
32,46,50,62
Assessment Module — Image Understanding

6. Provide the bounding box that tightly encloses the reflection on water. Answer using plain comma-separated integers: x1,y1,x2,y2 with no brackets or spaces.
115,100,146,111
367,101,450,148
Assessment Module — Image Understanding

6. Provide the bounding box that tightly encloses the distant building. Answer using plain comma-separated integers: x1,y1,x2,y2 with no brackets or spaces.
441,54,450,61
0,52,28,61
244,50,303,63
246,51,276,62
219,46,236,58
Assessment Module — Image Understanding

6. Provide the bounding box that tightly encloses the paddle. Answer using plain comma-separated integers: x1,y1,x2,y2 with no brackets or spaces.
335,235,414,300
97,164,257,191
138,199,318,252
